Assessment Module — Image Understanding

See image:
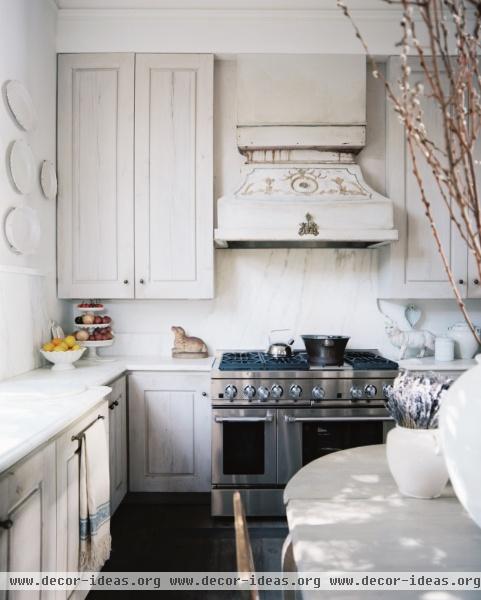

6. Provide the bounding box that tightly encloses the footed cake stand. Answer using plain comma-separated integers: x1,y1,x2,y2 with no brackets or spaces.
75,303,115,362
81,339,115,361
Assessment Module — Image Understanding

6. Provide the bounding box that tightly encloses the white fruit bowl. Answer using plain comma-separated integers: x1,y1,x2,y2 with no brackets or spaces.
40,347,86,371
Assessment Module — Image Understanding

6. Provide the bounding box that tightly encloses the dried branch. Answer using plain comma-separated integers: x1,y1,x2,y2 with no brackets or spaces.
338,0,481,344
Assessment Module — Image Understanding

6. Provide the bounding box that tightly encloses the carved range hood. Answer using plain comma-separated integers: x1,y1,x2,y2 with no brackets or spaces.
214,55,398,249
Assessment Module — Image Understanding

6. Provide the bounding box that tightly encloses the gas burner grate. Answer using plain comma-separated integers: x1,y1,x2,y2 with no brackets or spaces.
219,351,309,371
344,350,398,371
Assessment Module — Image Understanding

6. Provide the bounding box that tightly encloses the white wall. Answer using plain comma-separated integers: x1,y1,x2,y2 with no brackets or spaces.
0,0,67,379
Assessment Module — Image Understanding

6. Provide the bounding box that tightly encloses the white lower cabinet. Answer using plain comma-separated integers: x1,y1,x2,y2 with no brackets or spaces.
56,402,109,600
0,443,57,600
129,372,211,492
108,376,128,515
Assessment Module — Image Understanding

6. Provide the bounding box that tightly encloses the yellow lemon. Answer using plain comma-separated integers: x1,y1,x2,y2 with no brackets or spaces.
42,342,55,352
53,346,64,352
64,335,76,348
71,344,81,351
52,338,63,346
58,342,69,352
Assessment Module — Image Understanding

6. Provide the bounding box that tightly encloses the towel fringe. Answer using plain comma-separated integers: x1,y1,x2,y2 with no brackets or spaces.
80,532,112,572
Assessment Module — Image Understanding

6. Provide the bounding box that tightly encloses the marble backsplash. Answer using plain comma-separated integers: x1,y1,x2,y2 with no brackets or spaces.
75,248,481,362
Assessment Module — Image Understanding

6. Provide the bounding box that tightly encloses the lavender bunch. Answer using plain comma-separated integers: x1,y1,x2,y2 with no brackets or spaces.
385,371,452,429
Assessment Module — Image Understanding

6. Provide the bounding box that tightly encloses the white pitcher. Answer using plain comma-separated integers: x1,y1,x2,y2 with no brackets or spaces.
447,322,481,359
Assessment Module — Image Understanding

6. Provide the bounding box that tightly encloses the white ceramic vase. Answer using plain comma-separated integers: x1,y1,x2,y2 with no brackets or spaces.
440,358,481,529
386,426,449,498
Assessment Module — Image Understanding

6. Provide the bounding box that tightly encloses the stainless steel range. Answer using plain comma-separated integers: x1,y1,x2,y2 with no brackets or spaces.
211,350,398,516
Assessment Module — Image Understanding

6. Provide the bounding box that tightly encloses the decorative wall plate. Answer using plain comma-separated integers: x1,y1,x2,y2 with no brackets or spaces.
4,206,41,255
9,140,36,194
40,160,57,200
5,80,37,131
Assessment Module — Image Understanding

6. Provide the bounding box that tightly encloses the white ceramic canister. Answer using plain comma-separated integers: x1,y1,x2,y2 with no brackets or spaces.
386,426,449,498
434,336,455,362
447,322,480,359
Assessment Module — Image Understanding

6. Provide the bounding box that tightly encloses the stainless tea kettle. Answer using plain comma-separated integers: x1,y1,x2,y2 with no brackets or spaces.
267,330,295,358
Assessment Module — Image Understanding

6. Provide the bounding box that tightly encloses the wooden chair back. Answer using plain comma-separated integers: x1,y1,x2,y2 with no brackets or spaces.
233,491,260,600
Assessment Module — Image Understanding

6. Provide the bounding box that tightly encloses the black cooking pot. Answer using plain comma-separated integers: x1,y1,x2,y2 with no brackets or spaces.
301,335,350,366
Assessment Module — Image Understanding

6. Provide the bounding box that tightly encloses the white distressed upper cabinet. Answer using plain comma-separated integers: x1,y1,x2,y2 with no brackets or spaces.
57,54,135,299
379,58,468,299
134,54,214,298
108,376,128,515
129,372,211,492
0,444,56,600
58,53,213,300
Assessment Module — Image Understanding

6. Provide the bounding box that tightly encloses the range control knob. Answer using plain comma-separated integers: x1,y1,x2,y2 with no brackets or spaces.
382,383,393,399
257,386,270,402
271,384,283,400
289,384,302,400
364,384,377,398
243,385,256,401
350,386,363,401
224,385,237,401
312,385,326,401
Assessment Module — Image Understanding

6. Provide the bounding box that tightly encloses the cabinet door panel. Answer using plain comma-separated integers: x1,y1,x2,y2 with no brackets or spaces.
58,53,135,299
379,58,468,298
109,377,127,515
129,372,211,491
145,390,195,475
135,54,214,299
0,444,56,600
56,402,109,599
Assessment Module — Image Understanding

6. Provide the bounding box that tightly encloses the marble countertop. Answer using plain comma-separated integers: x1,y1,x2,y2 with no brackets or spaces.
0,355,215,393
0,386,111,474
0,355,214,476
399,357,476,371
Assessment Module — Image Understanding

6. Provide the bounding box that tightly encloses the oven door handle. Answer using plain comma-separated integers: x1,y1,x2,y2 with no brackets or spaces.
284,415,393,423
215,414,274,423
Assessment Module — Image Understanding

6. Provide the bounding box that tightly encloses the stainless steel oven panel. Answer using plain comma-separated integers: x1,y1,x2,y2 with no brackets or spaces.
277,407,393,484
212,408,277,486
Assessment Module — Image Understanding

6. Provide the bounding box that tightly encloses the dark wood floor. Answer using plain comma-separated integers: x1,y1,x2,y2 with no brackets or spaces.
88,493,288,600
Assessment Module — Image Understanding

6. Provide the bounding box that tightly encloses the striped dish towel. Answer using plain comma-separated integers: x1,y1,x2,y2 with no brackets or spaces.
79,418,111,571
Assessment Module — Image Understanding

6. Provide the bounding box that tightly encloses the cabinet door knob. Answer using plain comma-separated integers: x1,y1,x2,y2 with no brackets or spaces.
139,278,145,284
0,519,13,530
202,392,208,397
123,279,129,285
475,279,480,285
458,279,465,285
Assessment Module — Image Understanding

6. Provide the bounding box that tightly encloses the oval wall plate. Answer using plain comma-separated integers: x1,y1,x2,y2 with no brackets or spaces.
5,80,37,131
40,160,57,200
4,206,41,255
9,140,36,194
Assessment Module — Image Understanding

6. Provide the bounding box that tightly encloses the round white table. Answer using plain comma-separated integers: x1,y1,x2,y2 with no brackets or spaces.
283,445,481,599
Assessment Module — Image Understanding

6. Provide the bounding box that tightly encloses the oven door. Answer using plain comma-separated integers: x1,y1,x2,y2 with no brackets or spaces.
212,408,277,486
277,407,393,484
